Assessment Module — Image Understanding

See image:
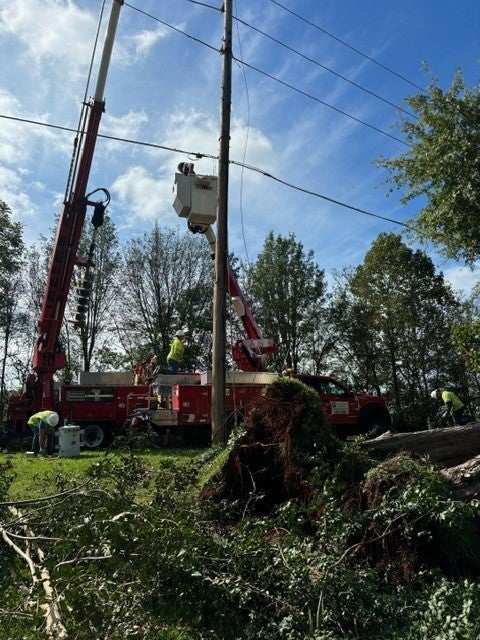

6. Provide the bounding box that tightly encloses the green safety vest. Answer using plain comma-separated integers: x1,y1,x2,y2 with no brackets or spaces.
441,390,464,412
27,410,56,433
167,337,184,363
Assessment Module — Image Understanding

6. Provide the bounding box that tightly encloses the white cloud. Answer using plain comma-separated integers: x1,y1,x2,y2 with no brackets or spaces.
0,166,38,222
131,25,170,59
443,265,480,298
111,165,171,224
0,0,96,78
102,110,150,150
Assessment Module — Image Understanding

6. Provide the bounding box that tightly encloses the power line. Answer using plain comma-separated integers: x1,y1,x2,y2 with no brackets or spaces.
123,2,219,55
0,112,409,230
268,0,427,93
231,158,411,229
234,57,409,146
187,1,416,118
124,1,410,146
234,15,416,119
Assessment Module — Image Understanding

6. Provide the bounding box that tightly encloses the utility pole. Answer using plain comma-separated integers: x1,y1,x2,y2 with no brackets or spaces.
211,0,232,445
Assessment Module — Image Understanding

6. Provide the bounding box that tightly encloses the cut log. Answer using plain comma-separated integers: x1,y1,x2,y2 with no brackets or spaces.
441,455,480,500
362,423,480,468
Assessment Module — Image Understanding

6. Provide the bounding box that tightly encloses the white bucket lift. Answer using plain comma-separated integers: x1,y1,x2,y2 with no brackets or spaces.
173,172,218,226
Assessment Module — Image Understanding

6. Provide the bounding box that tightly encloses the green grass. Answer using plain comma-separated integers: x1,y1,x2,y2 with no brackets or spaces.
0,447,209,502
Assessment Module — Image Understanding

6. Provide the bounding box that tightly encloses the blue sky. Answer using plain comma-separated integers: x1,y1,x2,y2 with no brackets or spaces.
0,0,479,295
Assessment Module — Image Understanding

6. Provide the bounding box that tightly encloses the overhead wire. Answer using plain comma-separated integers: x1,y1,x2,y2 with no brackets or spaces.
233,1,253,264
123,2,219,55
0,112,409,230
234,57,409,146
64,0,107,201
188,0,415,118
230,157,411,229
124,1,411,146
233,15,416,119
268,0,427,93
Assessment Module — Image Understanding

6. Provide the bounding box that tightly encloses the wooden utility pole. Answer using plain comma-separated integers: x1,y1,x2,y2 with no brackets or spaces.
211,0,233,445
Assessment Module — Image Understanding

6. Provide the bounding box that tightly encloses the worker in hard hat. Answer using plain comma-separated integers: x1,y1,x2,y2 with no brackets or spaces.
430,388,465,426
27,410,59,455
164,329,187,374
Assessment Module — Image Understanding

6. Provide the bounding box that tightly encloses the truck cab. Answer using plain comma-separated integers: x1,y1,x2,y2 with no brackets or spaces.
295,374,391,438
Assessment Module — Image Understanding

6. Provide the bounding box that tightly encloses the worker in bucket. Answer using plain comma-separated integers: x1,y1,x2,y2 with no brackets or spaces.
27,410,59,456
164,329,187,374
430,388,465,426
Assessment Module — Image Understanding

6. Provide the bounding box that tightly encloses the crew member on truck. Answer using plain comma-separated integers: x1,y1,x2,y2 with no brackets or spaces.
164,329,187,374
430,388,465,426
27,410,59,455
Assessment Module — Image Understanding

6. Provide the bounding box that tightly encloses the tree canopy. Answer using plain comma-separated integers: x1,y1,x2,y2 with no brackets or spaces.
245,231,326,373
330,233,464,428
377,70,480,265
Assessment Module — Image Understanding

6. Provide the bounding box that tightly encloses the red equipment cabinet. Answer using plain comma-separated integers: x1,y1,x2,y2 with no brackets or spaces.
172,383,266,426
58,383,150,448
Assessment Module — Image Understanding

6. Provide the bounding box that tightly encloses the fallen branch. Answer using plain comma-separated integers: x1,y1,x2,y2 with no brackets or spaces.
6,506,68,640
0,520,38,584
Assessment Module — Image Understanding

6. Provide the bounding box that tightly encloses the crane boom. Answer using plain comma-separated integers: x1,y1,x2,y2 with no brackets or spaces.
31,0,123,408
201,226,276,371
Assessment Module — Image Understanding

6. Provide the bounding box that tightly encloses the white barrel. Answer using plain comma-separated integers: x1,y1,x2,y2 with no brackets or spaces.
58,425,81,458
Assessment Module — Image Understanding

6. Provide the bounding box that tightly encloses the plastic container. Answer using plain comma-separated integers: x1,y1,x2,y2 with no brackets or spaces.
58,425,81,458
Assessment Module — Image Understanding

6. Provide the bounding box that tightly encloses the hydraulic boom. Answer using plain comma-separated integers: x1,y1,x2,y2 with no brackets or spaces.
30,0,123,410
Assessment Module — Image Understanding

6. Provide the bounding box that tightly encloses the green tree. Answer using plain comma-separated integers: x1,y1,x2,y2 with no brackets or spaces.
0,201,24,413
68,215,122,373
118,225,213,370
450,284,480,406
377,70,480,264
331,233,464,428
245,231,326,373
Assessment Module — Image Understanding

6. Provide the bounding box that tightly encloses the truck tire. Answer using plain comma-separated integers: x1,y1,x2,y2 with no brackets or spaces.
359,405,392,439
82,424,112,449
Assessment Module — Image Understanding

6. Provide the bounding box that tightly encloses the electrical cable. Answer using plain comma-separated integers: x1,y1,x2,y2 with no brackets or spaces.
230,157,412,229
268,0,427,93
233,15,416,119
186,1,414,118
64,0,107,202
233,1,253,264
234,56,409,146
0,113,409,230
123,2,220,54
123,1,411,146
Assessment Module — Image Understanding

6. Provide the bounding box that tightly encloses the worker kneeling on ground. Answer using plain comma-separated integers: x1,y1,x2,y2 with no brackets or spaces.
430,388,465,426
27,410,59,456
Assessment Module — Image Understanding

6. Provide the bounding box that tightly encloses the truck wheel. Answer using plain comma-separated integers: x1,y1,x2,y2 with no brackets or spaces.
82,424,111,449
364,418,391,439
359,404,392,439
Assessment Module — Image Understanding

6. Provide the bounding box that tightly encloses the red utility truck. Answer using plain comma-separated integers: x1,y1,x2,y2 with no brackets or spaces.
129,167,391,445
150,373,390,445
5,14,390,448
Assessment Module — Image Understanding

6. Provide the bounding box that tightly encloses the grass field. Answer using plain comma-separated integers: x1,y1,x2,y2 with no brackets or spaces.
0,447,211,501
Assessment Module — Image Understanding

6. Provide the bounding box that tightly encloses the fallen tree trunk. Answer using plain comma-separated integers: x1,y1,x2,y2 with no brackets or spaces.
441,455,480,500
362,423,480,468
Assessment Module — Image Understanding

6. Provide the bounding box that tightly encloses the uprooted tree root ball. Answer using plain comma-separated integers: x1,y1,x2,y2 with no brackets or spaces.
342,453,480,580
200,379,480,582
200,377,342,515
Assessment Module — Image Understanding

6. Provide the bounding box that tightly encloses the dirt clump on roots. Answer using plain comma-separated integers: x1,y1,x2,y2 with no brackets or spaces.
200,378,341,517
343,453,480,580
